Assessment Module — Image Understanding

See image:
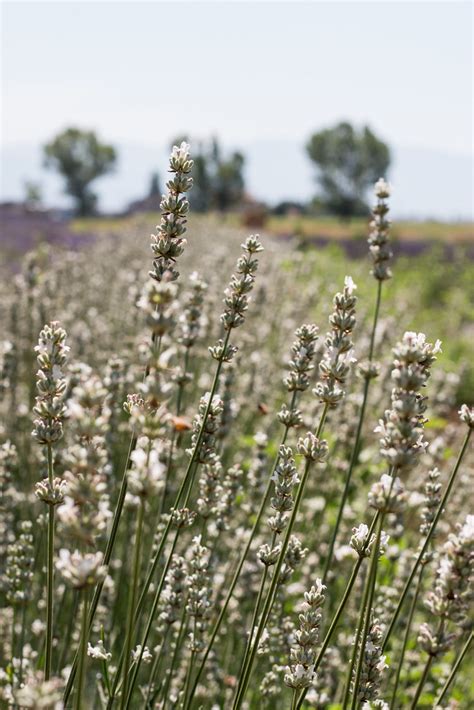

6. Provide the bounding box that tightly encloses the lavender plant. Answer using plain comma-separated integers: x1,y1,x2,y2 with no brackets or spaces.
0,149,472,710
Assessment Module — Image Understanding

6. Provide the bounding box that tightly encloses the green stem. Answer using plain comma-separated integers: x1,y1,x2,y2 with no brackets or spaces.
74,589,89,710
120,498,145,709
132,329,232,625
323,280,382,583
144,626,169,707
162,610,188,709
410,653,434,709
434,630,473,706
181,620,197,710
124,529,180,707
232,405,329,710
237,535,275,689
184,395,299,708
11,607,16,684
63,330,163,704
350,515,384,710
322,378,369,584
367,280,382,361
291,688,298,710
58,589,79,672
389,566,425,709
45,443,54,681
18,604,27,687
341,569,369,709
100,626,112,699
296,553,368,710
63,430,138,704
159,347,190,517
382,428,472,653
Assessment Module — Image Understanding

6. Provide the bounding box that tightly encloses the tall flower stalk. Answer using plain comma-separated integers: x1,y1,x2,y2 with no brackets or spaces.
32,322,69,680
284,580,326,710
295,520,380,710
344,331,440,706
184,323,320,707
56,550,107,708
388,466,441,707
233,276,357,709
382,405,473,653
122,236,264,705
3,149,473,710
323,178,392,582
411,513,474,707
62,142,193,704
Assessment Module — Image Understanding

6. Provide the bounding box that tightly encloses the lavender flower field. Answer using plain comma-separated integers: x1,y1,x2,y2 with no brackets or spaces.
0,143,472,710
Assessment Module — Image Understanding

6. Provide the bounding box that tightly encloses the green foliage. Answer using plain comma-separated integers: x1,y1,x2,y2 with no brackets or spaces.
148,172,161,198
23,180,42,209
171,136,245,212
306,122,390,218
43,128,117,216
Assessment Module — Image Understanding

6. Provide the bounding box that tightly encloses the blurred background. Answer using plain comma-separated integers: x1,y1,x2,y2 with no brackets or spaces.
1,0,473,255
0,0,473,399
1,0,473,214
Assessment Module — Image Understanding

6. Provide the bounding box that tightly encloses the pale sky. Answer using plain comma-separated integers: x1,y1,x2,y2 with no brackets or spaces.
1,1,473,217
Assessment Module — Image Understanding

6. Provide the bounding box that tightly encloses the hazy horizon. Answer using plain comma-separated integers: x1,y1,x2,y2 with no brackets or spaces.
1,1,473,219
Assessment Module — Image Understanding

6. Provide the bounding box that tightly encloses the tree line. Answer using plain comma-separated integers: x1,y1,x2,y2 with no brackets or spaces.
40,123,390,219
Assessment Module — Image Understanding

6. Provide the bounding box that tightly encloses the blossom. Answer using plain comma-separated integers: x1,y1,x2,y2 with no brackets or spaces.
87,640,111,661
344,275,357,294
56,549,107,589
374,178,391,198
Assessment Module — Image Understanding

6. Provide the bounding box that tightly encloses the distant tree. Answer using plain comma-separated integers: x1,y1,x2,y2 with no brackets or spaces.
191,149,213,212
148,172,161,198
306,122,390,218
43,128,117,216
213,151,245,211
169,135,245,212
24,180,42,209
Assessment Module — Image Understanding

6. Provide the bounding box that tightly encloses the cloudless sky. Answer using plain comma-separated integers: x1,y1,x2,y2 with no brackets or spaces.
1,1,473,216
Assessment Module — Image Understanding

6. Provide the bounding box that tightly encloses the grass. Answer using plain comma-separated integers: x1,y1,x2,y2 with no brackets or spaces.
69,211,474,245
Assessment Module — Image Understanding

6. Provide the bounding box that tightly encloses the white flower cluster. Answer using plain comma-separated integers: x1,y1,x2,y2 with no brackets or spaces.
87,639,112,661
419,467,441,536
158,555,188,628
5,521,34,605
56,549,107,589
186,535,212,654
127,436,165,500
14,674,64,709
137,279,178,339
350,523,390,559
187,393,223,465
219,235,264,333
197,457,223,520
132,645,153,664
368,474,406,514
369,178,393,281
178,271,208,349
284,324,319,393
150,141,193,283
268,445,299,534
32,321,69,446
459,403,474,428
314,277,357,408
284,580,326,689
215,463,243,531
425,514,474,624
355,618,388,704
375,332,440,474
58,448,112,545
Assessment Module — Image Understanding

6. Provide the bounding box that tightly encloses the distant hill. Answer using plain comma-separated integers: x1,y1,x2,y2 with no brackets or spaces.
1,140,472,221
